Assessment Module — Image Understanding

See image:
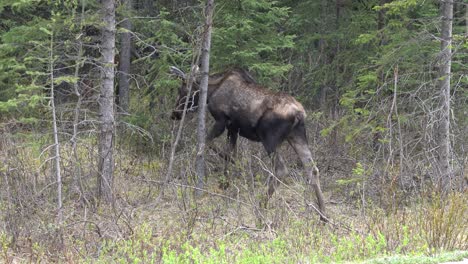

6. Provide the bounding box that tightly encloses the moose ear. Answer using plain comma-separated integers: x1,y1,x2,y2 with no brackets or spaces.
169,66,186,79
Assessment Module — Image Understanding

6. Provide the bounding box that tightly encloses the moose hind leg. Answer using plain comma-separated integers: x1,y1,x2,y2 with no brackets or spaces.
287,125,326,221
260,152,289,209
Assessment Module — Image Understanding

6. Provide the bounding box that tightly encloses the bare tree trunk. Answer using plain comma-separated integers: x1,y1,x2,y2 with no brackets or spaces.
165,59,199,183
98,0,116,203
118,0,132,113
49,32,62,224
437,0,453,192
195,0,214,192
71,0,85,195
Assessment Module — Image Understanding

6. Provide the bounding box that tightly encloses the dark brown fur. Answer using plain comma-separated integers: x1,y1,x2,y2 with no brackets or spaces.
170,67,327,221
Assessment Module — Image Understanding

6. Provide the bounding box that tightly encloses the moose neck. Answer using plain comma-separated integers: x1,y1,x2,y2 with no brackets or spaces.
185,72,226,109
192,75,223,105
184,84,214,110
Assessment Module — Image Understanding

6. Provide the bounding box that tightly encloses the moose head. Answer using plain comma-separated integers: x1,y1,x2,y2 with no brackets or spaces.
169,66,200,120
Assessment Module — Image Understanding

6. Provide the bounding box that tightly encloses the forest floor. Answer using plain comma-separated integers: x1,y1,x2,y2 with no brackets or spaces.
0,133,467,263
1,172,466,263
442,259,468,264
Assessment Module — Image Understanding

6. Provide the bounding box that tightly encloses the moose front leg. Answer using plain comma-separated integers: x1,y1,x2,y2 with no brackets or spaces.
206,117,227,152
218,127,238,189
205,119,240,165
206,119,226,142
227,126,238,158
287,128,327,222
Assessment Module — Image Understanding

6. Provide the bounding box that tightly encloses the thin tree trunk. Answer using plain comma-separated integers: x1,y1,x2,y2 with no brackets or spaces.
98,0,116,203
373,0,391,154
118,0,132,113
165,59,199,183
49,31,62,224
377,0,390,45
437,0,453,192
195,0,214,192
71,0,85,195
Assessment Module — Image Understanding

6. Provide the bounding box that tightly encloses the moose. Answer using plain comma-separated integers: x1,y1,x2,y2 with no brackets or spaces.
170,66,326,220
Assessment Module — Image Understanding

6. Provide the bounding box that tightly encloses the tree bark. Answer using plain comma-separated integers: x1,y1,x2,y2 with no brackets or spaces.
437,0,453,192
118,0,132,113
98,0,116,203
195,0,214,192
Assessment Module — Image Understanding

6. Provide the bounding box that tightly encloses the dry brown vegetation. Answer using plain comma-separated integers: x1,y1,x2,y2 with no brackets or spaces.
1,115,466,263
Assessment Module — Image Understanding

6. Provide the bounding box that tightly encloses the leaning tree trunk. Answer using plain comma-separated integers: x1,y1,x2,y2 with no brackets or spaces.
195,0,214,192
437,0,453,193
98,0,116,203
118,0,132,113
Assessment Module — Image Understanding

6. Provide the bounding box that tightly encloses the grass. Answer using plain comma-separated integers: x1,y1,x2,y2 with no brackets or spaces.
78,226,467,263
362,251,468,264
36,190,466,263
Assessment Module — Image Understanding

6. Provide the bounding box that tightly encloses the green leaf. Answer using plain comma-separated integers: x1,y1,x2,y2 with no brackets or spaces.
39,27,52,36
54,76,79,85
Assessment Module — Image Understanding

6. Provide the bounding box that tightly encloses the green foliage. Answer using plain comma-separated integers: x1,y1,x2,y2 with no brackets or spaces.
120,6,192,148
0,0,76,120
211,0,295,85
376,0,422,16
328,231,388,262
0,233,12,261
80,218,466,264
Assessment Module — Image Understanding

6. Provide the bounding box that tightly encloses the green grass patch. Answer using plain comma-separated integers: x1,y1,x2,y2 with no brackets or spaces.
362,251,468,264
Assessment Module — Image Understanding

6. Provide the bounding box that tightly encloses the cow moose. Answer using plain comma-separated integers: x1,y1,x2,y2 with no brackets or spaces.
170,66,326,220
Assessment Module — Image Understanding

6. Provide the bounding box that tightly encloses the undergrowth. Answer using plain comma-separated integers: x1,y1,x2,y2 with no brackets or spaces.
2,193,465,263
0,134,467,263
